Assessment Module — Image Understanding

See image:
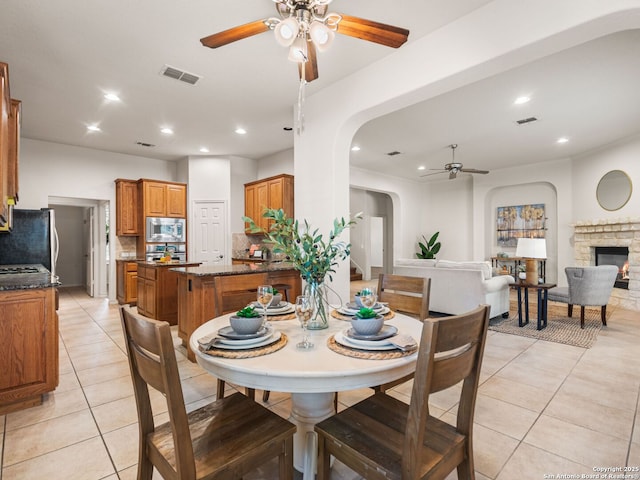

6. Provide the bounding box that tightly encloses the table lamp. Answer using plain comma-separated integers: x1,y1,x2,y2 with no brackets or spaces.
516,238,546,284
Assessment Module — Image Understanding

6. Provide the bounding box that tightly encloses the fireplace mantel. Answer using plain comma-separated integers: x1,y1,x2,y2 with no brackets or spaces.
571,218,639,311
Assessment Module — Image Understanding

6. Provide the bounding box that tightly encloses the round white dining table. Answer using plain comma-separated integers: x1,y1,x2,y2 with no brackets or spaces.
190,312,423,478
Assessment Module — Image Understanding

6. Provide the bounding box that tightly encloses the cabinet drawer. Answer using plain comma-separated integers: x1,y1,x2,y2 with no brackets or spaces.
138,265,157,281
125,262,138,273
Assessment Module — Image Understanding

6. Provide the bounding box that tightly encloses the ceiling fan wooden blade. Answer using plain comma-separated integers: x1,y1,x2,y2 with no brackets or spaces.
460,168,489,174
336,14,409,48
298,40,319,82
200,19,270,48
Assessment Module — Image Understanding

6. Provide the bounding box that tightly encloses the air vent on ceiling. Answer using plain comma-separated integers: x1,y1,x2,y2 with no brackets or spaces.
136,141,156,148
159,65,202,85
516,116,538,125
386,150,402,156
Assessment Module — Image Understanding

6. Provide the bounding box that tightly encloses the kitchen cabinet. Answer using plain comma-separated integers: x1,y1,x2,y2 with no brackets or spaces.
139,179,187,218
116,260,138,304
0,287,59,414
7,99,20,203
244,174,293,233
0,63,10,226
115,179,139,236
137,261,200,324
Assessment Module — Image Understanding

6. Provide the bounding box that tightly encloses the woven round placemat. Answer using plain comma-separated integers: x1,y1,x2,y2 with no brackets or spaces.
200,333,288,358
330,309,395,321
326,335,416,359
268,312,296,321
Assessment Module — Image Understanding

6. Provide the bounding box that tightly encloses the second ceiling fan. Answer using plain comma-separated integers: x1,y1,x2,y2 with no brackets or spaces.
421,144,490,180
200,0,410,82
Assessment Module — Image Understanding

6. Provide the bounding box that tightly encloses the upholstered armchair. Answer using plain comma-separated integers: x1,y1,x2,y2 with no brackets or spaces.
547,266,619,328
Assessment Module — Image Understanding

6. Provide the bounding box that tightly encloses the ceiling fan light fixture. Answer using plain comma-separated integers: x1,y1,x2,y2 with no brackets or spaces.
309,21,334,51
274,17,299,46
288,36,308,62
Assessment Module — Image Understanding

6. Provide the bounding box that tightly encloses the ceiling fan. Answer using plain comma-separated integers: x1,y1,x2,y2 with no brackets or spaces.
200,0,410,82
421,144,490,180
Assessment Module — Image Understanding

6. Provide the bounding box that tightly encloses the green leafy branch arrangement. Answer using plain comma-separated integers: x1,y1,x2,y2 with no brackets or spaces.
243,208,361,285
417,232,441,259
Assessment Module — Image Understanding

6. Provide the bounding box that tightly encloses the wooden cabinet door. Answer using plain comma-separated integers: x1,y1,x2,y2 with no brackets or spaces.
116,261,125,303
143,181,167,217
115,180,139,235
126,271,138,303
7,99,20,201
255,181,269,231
0,64,10,225
166,184,186,218
244,184,257,232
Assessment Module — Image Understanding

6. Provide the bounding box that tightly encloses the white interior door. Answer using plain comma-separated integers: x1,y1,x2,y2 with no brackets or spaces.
84,207,95,296
193,201,227,265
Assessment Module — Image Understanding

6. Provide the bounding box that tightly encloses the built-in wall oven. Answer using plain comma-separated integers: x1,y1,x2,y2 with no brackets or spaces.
145,244,187,262
145,217,186,243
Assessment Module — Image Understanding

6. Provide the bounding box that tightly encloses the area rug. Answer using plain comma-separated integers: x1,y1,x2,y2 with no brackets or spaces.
488,300,612,348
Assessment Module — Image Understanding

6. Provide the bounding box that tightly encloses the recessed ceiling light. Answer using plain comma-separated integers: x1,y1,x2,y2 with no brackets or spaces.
160,127,174,135
104,93,120,102
514,96,531,105
87,125,101,132
199,147,210,153
351,145,361,152
235,127,247,135
557,137,569,144
417,166,426,171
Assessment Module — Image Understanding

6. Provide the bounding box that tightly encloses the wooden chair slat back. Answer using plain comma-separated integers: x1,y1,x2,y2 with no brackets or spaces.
377,274,430,319
120,306,196,478
403,305,490,478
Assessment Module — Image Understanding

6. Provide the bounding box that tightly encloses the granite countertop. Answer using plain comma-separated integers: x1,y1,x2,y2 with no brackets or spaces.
138,260,202,268
171,262,296,277
0,264,61,291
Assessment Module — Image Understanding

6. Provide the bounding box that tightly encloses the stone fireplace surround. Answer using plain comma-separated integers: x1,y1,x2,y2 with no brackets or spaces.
572,218,639,311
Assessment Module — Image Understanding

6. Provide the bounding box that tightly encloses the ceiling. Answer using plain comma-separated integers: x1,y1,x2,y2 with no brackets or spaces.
2,1,639,181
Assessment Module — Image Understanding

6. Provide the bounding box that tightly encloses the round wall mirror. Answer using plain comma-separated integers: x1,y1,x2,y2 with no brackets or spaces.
596,170,632,211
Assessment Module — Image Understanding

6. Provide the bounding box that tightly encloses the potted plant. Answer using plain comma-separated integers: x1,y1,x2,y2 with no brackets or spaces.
243,208,361,329
416,232,441,259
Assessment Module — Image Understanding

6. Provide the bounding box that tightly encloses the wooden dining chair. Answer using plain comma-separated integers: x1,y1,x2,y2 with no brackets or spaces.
120,306,296,480
373,274,430,393
315,304,490,480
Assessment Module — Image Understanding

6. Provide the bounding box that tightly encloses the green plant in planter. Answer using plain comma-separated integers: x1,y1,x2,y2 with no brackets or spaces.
236,305,261,318
417,232,441,259
356,307,377,319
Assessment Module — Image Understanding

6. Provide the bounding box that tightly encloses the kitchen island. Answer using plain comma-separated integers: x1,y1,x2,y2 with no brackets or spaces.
172,262,301,361
136,260,201,325
0,264,60,414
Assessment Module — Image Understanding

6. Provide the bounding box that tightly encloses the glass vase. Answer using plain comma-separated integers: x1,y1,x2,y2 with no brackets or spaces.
305,281,329,330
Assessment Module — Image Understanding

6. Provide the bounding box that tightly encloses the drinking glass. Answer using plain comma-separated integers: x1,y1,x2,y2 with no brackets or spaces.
359,287,377,309
295,295,314,349
256,285,274,327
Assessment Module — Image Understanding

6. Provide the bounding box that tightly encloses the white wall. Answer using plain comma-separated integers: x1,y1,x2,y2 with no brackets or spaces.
257,148,294,179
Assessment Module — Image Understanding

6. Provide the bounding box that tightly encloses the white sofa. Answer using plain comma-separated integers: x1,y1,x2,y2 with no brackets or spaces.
393,259,514,319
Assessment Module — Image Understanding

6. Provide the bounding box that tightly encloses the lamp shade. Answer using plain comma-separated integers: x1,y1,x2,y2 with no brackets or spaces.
309,21,334,51
516,238,547,259
288,36,308,62
274,17,299,47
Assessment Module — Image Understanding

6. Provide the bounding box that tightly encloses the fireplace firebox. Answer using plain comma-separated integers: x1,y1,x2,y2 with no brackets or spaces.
595,246,629,289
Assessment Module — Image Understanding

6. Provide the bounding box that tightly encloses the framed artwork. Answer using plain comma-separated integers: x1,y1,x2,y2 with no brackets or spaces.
497,204,546,247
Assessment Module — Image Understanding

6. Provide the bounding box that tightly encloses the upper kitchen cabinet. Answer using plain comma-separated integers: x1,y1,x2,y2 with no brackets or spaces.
7,99,20,203
139,179,187,218
244,174,294,233
0,63,10,226
115,179,139,236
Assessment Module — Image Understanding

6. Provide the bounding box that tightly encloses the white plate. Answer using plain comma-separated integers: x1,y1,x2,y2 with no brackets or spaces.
337,306,390,316
217,325,273,344
252,301,289,310
253,302,294,315
346,324,398,341
218,325,269,340
334,331,397,351
213,331,282,350
346,302,384,311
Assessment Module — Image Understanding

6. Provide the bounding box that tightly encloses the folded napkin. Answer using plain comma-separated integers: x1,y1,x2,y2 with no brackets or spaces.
386,334,417,351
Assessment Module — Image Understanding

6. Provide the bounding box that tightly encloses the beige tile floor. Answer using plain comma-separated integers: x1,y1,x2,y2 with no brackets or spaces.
1,283,639,480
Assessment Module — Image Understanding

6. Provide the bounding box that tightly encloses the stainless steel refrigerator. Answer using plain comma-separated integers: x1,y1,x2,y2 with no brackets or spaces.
0,208,59,275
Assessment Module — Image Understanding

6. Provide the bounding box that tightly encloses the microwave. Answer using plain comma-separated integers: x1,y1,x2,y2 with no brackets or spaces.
145,217,186,243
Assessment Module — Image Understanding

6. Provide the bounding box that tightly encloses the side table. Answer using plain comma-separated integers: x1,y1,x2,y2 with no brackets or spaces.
509,281,557,330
